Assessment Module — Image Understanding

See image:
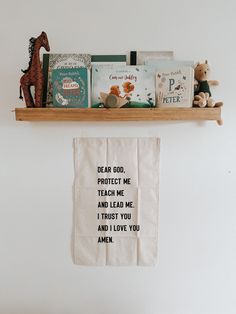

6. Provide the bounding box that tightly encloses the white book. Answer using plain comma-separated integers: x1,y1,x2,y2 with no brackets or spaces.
146,59,194,68
156,66,194,108
130,51,174,65
92,65,156,108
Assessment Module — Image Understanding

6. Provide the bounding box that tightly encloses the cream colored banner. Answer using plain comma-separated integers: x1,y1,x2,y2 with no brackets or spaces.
72,138,160,266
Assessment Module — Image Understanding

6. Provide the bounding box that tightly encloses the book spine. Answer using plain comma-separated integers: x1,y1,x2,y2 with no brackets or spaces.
42,54,49,107
130,51,137,65
87,69,91,108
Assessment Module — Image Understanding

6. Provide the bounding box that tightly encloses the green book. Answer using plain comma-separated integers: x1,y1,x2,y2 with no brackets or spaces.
42,53,91,107
91,55,126,64
52,68,90,108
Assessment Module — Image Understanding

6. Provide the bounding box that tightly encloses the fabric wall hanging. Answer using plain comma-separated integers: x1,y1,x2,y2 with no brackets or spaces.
72,137,160,266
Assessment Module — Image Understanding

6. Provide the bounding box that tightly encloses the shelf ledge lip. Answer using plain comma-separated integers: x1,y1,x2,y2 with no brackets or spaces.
14,107,222,124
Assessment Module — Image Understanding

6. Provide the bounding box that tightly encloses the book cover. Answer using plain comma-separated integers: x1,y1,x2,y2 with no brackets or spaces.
42,53,91,107
156,66,194,108
91,55,126,65
130,51,174,65
52,68,90,108
91,65,155,108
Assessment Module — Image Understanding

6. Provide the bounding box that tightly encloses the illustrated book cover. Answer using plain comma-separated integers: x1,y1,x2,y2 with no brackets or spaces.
52,68,90,108
91,65,155,108
155,65,194,108
42,53,91,107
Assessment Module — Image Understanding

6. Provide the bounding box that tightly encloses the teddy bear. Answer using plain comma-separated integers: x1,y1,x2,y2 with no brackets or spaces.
193,60,223,108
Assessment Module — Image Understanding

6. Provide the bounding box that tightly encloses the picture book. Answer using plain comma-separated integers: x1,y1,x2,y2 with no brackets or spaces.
91,55,126,65
91,65,156,108
130,51,174,65
52,68,90,108
42,53,91,107
156,66,194,108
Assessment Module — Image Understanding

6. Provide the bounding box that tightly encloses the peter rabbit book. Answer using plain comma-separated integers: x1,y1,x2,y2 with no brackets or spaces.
52,68,90,108
91,65,155,108
42,53,91,107
156,65,194,108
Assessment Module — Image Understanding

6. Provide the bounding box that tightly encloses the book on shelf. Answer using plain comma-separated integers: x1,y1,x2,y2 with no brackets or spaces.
91,55,127,65
130,51,174,65
91,65,156,108
155,62,194,108
52,68,90,108
145,59,194,68
42,53,91,107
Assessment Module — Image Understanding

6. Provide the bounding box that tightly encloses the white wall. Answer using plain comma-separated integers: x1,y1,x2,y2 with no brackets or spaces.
0,0,236,313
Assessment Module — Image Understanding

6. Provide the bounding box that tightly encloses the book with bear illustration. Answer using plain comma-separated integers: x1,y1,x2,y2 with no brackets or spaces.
52,68,90,108
91,65,155,108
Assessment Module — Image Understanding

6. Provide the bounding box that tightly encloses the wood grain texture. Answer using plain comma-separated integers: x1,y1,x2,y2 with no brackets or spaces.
15,107,222,123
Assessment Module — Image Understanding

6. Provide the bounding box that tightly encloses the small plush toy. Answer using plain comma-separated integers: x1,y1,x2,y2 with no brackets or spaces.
193,60,223,108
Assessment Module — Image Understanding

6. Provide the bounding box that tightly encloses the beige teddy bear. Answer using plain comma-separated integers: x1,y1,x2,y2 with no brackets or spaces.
193,60,223,108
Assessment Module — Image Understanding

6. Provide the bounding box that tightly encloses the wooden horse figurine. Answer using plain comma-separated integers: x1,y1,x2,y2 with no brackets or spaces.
20,32,50,107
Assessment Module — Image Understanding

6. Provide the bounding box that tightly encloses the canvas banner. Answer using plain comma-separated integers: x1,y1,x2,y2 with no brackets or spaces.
72,137,160,266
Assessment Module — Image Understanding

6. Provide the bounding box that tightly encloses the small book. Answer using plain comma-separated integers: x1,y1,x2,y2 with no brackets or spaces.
91,65,155,108
156,66,194,108
91,55,126,65
42,53,91,107
52,68,90,108
130,51,174,65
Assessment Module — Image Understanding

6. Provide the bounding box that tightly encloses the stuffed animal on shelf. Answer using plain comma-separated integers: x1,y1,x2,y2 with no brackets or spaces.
99,84,130,108
19,32,50,107
193,60,223,108
100,92,128,108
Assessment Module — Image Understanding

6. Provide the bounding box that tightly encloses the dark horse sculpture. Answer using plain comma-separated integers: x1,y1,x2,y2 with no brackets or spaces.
20,32,50,107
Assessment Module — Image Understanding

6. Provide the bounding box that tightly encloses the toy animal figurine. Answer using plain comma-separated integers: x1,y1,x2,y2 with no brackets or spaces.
100,92,128,108
99,82,135,108
19,32,50,107
193,60,223,108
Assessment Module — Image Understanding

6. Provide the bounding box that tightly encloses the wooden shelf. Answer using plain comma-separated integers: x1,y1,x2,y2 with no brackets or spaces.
14,107,222,125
